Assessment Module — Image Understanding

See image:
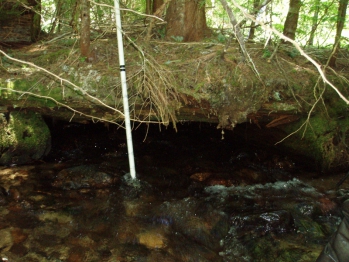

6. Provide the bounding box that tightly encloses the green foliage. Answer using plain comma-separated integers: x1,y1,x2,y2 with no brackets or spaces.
171,36,184,42
296,0,340,46
34,0,349,48
288,49,300,58
198,0,205,9
157,27,166,39
273,24,284,33
217,33,226,43
262,49,271,59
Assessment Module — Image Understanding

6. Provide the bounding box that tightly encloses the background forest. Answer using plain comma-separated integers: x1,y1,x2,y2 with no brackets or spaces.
35,0,349,56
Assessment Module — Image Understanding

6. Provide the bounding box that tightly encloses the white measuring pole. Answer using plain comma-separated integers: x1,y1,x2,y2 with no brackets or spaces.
113,0,136,179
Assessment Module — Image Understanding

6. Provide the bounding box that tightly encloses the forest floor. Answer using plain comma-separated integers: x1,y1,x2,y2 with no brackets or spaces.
1,34,349,129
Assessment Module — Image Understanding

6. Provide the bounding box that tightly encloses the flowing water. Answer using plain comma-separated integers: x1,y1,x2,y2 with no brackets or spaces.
0,122,348,262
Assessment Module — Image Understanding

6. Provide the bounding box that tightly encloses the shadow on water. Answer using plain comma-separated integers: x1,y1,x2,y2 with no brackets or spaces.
0,121,348,261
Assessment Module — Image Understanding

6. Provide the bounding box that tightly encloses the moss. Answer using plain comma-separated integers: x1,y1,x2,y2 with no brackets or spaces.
0,111,51,165
0,79,63,107
324,95,349,117
35,49,72,65
281,114,341,170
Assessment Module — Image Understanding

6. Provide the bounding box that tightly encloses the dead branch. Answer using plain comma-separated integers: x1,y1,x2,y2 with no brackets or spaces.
229,0,349,105
89,0,164,22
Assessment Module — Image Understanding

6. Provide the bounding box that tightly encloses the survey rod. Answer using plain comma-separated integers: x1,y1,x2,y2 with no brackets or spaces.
113,0,136,179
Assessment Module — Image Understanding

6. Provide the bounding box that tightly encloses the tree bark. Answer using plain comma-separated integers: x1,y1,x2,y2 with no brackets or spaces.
282,0,302,41
146,0,152,14
80,0,90,57
247,0,271,41
165,0,209,42
30,0,41,42
248,0,260,41
329,0,349,67
49,0,61,35
145,0,169,41
153,0,165,14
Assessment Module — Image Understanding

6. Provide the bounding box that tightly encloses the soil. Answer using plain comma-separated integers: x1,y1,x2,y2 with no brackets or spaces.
1,34,348,125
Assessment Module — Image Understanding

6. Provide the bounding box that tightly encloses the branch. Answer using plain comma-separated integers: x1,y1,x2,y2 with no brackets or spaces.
0,88,125,128
219,0,262,81
229,0,349,105
0,50,125,116
0,46,177,126
145,0,171,41
89,0,165,22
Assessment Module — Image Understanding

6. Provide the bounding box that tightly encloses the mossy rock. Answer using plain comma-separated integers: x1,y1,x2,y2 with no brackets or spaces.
0,111,51,165
280,114,349,171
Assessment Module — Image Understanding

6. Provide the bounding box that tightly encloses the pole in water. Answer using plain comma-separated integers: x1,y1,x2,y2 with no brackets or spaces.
113,0,136,180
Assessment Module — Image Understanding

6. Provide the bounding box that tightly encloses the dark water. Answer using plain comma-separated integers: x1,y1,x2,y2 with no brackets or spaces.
0,122,348,262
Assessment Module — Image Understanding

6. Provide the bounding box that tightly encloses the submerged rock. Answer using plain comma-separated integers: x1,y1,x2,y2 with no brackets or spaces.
137,228,167,249
158,198,229,251
231,209,294,237
0,228,13,252
52,164,119,190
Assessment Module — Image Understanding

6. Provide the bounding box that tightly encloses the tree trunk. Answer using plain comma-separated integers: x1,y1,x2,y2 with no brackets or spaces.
248,0,260,41
153,0,164,13
329,0,349,67
49,0,62,35
306,0,320,46
282,0,301,41
30,0,41,42
146,0,164,15
165,0,209,42
146,0,152,14
145,0,169,41
80,0,90,57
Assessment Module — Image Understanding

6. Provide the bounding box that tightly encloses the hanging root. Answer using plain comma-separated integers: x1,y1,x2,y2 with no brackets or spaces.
127,40,180,129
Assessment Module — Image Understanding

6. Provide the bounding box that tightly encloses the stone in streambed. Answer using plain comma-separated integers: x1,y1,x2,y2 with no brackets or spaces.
137,229,167,249
52,164,119,190
0,227,13,252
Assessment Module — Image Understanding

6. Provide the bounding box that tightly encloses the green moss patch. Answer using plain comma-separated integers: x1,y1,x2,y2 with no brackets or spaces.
0,111,51,165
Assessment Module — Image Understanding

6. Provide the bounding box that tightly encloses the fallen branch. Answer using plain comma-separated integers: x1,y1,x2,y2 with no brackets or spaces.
0,49,125,116
89,0,165,22
219,0,262,82
229,0,349,105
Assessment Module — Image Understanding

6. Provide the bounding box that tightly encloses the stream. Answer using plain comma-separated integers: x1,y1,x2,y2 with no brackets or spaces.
0,122,348,262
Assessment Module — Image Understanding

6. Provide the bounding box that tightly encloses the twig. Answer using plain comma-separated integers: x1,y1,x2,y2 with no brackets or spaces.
89,0,164,22
0,50,124,116
0,88,124,128
219,0,262,82
229,0,349,105
145,0,171,41
43,32,72,44
335,171,349,190
275,76,326,145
